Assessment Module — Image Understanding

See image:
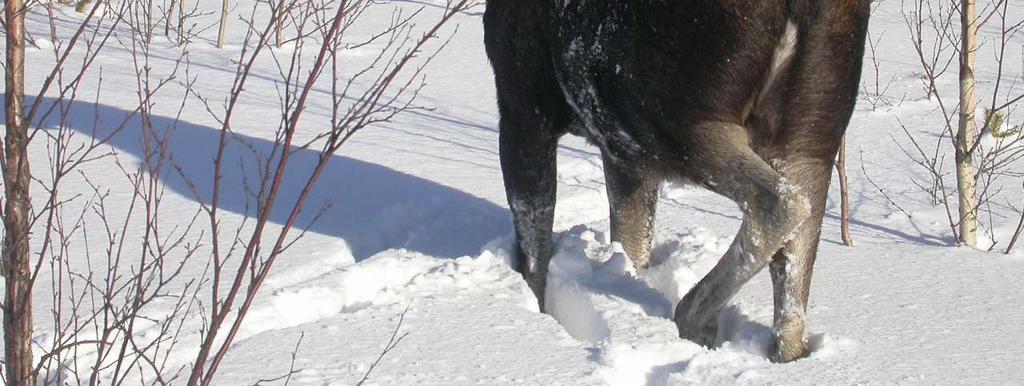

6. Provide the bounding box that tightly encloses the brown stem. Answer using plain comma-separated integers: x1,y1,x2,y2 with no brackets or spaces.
837,137,853,247
1006,181,1024,254
3,0,34,383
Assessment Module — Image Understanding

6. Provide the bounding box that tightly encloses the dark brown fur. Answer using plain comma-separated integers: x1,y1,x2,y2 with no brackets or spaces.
484,0,869,362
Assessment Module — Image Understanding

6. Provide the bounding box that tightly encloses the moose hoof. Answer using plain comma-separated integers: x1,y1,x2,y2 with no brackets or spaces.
770,318,809,363
770,339,809,363
523,273,547,313
675,318,718,348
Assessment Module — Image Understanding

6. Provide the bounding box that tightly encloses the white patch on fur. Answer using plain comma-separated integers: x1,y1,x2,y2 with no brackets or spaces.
756,21,799,109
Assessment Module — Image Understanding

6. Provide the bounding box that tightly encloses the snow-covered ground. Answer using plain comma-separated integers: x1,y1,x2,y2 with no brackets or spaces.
4,0,1024,384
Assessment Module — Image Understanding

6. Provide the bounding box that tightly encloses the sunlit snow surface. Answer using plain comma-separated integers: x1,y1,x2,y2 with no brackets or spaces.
5,0,1024,384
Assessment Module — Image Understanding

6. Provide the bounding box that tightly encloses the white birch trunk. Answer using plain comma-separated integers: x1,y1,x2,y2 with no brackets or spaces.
217,0,229,48
957,0,979,247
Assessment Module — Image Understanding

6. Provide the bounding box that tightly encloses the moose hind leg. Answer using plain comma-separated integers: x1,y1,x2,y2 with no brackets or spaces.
769,238,814,363
768,157,833,362
602,152,659,268
673,122,811,347
763,1,868,362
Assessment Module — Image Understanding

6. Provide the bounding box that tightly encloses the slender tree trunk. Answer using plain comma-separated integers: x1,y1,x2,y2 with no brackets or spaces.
166,0,176,37
837,137,853,246
274,2,283,48
3,0,35,381
146,0,154,43
957,0,979,247
178,0,186,45
217,0,229,48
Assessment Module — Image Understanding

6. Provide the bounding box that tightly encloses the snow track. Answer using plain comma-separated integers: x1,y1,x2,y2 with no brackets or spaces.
543,224,854,386
222,198,867,385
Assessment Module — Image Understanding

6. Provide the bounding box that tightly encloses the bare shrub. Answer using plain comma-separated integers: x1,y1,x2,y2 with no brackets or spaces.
3,0,477,384
898,0,1024,248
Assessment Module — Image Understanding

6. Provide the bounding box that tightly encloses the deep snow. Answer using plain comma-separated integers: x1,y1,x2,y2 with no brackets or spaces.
3,0,1024,385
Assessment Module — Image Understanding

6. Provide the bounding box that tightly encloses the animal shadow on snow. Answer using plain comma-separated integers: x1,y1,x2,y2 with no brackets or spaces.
20,95,510,261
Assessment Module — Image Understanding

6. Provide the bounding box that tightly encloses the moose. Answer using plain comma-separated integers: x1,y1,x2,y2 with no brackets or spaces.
484,1,869,362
